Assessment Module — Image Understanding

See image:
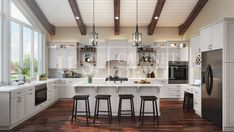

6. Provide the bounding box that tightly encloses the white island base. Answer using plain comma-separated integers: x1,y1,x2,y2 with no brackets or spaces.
73,83,161,116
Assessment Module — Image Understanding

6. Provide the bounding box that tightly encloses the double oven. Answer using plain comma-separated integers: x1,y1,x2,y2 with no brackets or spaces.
35,83,47,106
168,61,188,84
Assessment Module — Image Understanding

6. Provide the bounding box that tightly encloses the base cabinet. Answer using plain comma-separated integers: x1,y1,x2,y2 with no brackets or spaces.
11,96,25,125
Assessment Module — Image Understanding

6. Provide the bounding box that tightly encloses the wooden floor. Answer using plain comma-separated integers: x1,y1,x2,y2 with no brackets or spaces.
8,100,221,132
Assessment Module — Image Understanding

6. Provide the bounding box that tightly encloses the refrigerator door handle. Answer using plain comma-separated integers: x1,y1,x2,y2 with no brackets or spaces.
205,64,213,95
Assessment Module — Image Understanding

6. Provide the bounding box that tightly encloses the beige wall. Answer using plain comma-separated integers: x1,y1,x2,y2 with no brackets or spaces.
183,0,234,40
51,27,183,44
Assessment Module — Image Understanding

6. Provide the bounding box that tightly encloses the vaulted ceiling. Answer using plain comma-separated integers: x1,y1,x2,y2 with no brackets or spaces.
34,0,207,35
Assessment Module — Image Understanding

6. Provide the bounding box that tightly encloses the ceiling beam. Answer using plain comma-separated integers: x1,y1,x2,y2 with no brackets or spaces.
148,0,166,35
114,0,120,35
68,0,86,35
179,0,208,35
25,0,55,35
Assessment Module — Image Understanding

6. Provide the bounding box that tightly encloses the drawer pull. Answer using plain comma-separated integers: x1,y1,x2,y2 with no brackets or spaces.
17,92,21,94
28,89,33,91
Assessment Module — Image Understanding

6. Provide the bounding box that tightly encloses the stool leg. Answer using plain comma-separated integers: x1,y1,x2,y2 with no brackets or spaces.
85,99,89,124
93,99,98,123
71,99,75,124
108,98,112,120
97,99,100,119
155,99,159,121
152,100,156,121
87,98,91,118
139,99,143,121
130,98,135,118
183,93,186,109
141,100,145,125
118,98,122,121
75,100,78,119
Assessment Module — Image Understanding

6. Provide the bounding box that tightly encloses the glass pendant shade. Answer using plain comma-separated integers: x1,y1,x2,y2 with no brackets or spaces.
132,32,142,47
89,31,98,46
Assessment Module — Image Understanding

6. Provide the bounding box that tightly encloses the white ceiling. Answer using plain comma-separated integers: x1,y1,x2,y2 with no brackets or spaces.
35,0,199,27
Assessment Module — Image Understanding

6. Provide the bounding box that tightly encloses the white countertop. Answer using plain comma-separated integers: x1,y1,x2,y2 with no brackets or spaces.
72,82,162,87
0,79,58,92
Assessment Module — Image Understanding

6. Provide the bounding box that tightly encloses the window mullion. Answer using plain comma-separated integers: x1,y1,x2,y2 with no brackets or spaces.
31,30,34,79
19,25,23,68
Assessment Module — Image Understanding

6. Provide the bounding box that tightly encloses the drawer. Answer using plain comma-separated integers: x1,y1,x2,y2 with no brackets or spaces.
193,95,201,112
65,79,77,84
169,94,183,98
11,89,25,98
25,86,34,93
193,87,201,96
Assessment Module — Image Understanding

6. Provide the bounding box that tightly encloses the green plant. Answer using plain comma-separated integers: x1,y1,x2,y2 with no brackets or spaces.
17,65,30,76
40,73,47,78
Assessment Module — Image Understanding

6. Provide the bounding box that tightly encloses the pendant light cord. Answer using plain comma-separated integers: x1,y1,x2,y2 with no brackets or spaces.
136,0,138,33
93,0,95,32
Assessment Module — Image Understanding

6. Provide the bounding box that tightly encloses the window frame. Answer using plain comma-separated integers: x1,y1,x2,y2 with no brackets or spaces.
10,1,44,81
0,0,3,85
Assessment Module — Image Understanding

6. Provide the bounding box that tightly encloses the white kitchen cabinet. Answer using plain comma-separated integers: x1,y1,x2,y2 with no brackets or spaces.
67,48,77,69
61,85,76,98
128,47,137,68
54,86,60,100
49,43,78,69
178,48,189,61
97,44,107,69
159,85,168,98
191,35,201,54
48,47,58,69
201,22,224,52
168,48,188,61
11,95,25,125
168,85,184,98
24,87,35,118
0,93,10,126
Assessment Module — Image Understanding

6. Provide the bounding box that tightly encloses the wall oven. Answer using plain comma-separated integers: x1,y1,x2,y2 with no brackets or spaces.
35,83,47,106
168,61,188,84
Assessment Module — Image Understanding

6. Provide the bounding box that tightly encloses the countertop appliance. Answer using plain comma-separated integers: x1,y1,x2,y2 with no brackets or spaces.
35,83,47,106
201,49,222,128
168,61,188,84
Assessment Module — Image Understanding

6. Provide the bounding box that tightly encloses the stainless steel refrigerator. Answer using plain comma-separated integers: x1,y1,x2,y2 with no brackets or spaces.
201,49,222,128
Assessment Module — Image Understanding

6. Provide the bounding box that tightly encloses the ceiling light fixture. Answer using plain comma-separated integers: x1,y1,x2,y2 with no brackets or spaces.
132,0,142,47
154,16,159,20
89,0,98,46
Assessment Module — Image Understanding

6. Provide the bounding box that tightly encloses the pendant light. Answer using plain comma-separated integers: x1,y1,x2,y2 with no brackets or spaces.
132,0,142,47
89,0,98,46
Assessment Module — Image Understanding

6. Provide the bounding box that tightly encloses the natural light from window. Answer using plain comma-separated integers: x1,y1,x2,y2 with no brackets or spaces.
10,1,32,26
10,1,43,81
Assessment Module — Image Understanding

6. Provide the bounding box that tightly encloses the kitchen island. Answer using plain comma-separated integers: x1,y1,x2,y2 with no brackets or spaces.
72,81,162,116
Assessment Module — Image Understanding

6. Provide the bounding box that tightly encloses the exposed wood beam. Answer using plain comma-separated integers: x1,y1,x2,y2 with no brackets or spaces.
25,0,55,35
179,0,208,35
114,0,120,35
148,0,166,35
68,0,86,35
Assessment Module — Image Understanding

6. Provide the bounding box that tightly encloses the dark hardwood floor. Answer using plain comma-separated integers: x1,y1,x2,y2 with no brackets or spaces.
7,100,221,132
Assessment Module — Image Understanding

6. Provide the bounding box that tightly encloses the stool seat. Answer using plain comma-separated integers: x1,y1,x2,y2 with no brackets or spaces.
141,96,158,100
119,94,134,99
73,95,89,100
95,95,111,99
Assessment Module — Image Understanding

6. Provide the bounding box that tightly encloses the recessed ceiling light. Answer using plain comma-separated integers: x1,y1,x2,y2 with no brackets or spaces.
75,16,80,20
154,16,159,20
115,16,119,20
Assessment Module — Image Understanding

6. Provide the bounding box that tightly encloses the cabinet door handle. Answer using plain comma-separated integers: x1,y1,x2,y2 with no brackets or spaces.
17,92,21,95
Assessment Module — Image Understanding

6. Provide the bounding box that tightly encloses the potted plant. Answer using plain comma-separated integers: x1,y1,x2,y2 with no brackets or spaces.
17,65,30,82
39,73,47,81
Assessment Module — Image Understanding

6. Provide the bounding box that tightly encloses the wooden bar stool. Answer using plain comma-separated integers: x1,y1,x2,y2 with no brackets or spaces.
183,92,193,110
71,95,90,124
93,95,112,123
139,96,159,125
118,94,135,121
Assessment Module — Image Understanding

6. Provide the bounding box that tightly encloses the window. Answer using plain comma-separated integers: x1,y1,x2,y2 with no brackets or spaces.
10,22,20,80
0,0,2,84
10,1,43,81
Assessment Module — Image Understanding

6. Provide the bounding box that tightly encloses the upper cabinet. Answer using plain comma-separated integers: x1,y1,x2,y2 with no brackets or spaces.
48,43,78,69
201,22,224,52
96,43,107,69
191,35,201,54
167,42,189,62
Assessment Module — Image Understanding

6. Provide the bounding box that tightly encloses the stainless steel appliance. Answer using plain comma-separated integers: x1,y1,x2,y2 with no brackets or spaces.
35,83,47,106
168,61,188,84
201,49,222,128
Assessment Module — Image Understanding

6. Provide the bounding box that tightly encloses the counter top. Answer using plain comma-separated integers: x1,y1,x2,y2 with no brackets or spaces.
0,79,58,92
72,82,162,87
